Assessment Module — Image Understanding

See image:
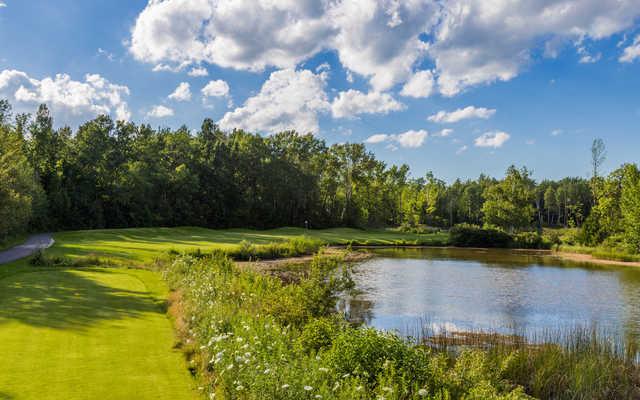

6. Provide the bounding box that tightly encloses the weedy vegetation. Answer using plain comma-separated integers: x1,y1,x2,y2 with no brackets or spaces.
161,252,640,400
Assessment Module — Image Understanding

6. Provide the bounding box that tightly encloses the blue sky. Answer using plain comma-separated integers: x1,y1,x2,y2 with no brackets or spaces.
1,0,639,182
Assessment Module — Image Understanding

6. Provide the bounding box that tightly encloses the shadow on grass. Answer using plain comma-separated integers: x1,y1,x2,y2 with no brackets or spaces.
0,268,165,331
0,392,14,400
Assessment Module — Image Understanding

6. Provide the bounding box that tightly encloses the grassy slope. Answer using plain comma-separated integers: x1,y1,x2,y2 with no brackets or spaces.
0,266,196,400
50,226,448,264
0,226,443,399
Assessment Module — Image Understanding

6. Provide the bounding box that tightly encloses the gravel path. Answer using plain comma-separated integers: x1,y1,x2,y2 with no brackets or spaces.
0,234,54,264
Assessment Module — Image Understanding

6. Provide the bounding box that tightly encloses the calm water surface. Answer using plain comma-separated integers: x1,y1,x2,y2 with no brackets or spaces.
341,248,640,340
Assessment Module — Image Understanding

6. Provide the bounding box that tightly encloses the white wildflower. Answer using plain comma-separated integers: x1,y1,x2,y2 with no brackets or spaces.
304,386,313,391
418,388,428,396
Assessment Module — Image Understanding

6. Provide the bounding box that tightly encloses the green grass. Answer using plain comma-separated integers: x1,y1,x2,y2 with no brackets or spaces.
0,266,196,400
559,244,640,262
0,226,444,400
49,226,449,264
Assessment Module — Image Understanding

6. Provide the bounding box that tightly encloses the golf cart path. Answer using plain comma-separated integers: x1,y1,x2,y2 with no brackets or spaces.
0,234,54,264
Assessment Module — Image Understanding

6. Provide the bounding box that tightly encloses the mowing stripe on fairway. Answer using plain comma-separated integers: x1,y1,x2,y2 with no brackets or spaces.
0,267,196,400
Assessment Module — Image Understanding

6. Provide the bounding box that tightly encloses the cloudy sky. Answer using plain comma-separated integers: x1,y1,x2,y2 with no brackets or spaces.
1,0,639,181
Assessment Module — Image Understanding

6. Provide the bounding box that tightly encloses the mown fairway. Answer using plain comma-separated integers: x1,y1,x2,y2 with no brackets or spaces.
49,226,448,264
0,266,195,400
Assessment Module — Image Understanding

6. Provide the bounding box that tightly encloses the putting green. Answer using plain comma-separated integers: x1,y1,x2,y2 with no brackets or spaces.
0,267,196,400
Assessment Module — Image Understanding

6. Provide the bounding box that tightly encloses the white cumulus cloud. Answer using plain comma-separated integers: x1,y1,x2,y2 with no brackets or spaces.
474,131,510,148
218,69,329,135
364,133,389,144
434,128,453,137
201,79,230,97
400,70,435,98
364,129,428,148
328,0,437,91
168,82,192,101
431,0,640,96
130,0,333,72
331,90,404,119
129,0,640,96
128,0,436,91
148,105,174,118
428,106,495,123
188,66,209,77
620,35,640,62
0,69,131,123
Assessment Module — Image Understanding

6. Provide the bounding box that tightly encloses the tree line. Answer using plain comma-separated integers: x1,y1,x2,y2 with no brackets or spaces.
0,100,638,253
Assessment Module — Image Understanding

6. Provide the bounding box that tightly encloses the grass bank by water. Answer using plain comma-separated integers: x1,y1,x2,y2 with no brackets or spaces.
162,252,640,400
558,244,640,263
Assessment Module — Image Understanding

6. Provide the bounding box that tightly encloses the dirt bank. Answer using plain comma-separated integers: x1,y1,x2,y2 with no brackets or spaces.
236,248,374,282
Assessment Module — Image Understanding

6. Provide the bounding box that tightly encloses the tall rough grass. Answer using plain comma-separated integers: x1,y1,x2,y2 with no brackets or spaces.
163,253,639,399
558,244,640,262
168,236,325,262
163,254,535,399
416,324,640,399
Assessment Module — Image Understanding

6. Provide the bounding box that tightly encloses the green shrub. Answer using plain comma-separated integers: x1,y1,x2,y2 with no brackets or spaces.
512,232,551,249
29,250,102,267
325,328,425,383
560,228,585,246
298,317,341,353
397,223,441,235
450,224,513,248
228,236,324,261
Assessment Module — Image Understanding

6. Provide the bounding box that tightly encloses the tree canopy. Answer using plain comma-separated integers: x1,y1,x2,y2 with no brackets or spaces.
0,100,638,254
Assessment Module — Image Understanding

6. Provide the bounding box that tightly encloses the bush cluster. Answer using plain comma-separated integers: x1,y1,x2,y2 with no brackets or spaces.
449,224,553,250
449,224,513,248
228,237,325,261
396,224,442,235
163,254,538,399
29,249,102,267
168,236,324,262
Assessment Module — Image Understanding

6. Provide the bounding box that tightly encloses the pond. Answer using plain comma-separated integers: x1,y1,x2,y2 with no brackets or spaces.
340,248,640,342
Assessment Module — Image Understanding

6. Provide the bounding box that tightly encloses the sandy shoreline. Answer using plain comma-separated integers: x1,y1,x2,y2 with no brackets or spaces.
554,251,640,268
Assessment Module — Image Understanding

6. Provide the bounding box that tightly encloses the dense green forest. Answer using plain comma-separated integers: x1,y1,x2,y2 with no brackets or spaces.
1,100,639,254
